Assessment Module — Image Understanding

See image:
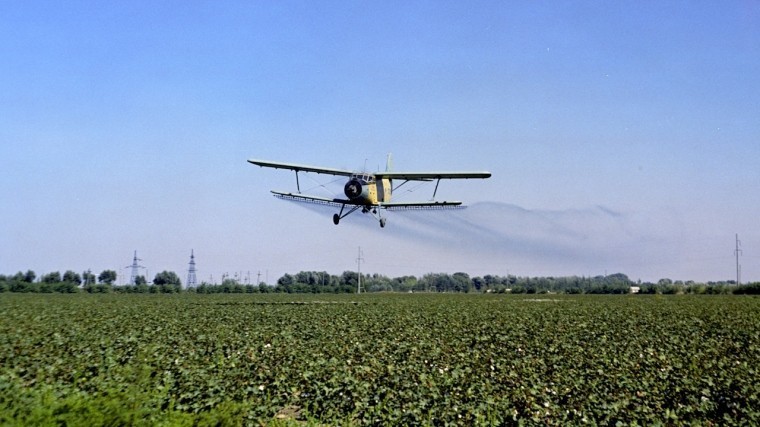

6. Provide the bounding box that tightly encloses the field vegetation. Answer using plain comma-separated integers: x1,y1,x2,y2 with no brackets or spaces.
1,293,758,425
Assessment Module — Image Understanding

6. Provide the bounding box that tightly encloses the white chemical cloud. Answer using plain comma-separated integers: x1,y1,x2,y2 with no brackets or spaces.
259,197,738,282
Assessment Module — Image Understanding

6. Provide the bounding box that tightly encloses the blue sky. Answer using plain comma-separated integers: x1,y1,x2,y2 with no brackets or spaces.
2,1,759,284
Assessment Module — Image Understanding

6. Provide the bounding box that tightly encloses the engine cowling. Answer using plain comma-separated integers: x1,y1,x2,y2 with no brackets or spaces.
344,178,369,201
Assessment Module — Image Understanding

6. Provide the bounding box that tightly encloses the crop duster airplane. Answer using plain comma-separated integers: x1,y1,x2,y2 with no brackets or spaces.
248,155,491,227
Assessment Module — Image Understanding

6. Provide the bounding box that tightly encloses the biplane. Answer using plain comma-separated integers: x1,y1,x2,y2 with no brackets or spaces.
247,155,490,227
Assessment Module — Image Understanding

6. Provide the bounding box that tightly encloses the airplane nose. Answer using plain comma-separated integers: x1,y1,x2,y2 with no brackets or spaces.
344,179,362,199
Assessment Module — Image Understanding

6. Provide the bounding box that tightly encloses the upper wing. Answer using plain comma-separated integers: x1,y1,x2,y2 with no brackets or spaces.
248,159,491,180
376,171,491,181
248,159,355,177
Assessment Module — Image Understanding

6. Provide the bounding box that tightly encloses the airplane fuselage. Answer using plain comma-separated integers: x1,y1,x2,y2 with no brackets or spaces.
344,173,392,205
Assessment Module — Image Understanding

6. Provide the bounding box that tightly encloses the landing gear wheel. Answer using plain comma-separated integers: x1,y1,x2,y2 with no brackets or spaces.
379,218,386,228
333,214,340,225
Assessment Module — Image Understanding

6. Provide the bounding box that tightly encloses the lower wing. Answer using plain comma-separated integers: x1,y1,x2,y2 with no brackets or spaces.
271,191,353,208
382,201,464,211
271,191,464,210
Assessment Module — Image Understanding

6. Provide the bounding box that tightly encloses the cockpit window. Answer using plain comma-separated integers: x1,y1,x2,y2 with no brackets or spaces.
352,173,375,183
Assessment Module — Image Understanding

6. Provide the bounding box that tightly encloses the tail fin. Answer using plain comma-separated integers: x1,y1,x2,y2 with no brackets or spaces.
385,153,393,172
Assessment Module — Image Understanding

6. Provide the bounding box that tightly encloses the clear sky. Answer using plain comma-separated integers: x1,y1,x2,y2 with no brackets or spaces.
2,1,759,285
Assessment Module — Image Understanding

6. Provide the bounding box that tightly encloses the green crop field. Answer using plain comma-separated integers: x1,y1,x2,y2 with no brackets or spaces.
1,294,758,425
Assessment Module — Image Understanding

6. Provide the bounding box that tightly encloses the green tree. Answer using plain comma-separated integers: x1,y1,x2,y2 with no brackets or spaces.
42,272,61,284
276,274,295,293
153,271,182,292
604,273,632,289
55,281,79,293
340,271,358,288
393,276,417,292
452,272,472,293
63,270,82,285
82,270,96,286
24,270,36,283
10,272,31,292
98,270,117,285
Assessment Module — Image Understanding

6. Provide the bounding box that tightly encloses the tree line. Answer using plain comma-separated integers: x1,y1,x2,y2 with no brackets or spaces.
1,269,759,295
0,269,182,294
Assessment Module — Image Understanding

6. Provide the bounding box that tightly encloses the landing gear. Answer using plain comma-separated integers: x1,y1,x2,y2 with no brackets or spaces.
332,204,387,227
333,204,361,225
372,207,386,228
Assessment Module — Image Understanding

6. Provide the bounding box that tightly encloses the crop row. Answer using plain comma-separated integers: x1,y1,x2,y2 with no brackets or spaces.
1,294,758,425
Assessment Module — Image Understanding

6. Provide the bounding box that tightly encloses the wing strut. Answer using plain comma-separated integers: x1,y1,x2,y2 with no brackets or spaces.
295,171,301,193
432,178,441,200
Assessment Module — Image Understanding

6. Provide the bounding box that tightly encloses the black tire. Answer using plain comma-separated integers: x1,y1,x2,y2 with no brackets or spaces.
333,214,340,225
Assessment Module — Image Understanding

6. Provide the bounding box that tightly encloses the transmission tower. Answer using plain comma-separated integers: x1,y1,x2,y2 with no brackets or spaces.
125,250,145,285
735,234,742,286
356,246,364,294
187,249,197,288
